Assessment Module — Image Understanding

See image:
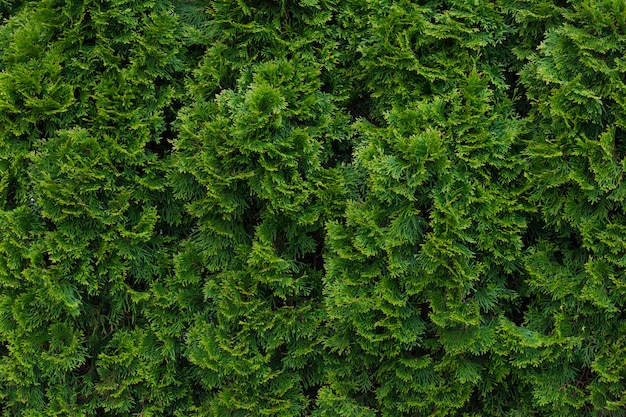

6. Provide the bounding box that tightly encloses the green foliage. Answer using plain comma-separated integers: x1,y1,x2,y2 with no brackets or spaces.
517,1,626,414
173,56,351,415
1,0,626,415
0,0,191,415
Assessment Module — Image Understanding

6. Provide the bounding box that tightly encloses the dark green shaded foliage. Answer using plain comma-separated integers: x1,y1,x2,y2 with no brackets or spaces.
0,0,21,20
1,0,626,416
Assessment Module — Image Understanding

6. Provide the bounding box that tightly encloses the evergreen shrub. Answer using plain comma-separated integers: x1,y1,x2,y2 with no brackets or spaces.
1,0,626,415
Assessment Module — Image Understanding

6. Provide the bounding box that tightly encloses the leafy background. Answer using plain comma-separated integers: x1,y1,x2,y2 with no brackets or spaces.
1,0,626,415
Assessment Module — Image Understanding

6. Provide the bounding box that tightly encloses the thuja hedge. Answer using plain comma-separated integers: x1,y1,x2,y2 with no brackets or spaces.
1,0,626,415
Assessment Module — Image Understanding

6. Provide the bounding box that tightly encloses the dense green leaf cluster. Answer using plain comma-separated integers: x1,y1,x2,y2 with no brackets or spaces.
1,0,626,415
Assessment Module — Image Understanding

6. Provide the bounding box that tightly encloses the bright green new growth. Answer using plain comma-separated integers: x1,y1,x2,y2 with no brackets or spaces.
1,0,626,416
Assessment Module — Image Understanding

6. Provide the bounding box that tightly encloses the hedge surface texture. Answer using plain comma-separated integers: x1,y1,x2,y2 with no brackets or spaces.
1,0,626,416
